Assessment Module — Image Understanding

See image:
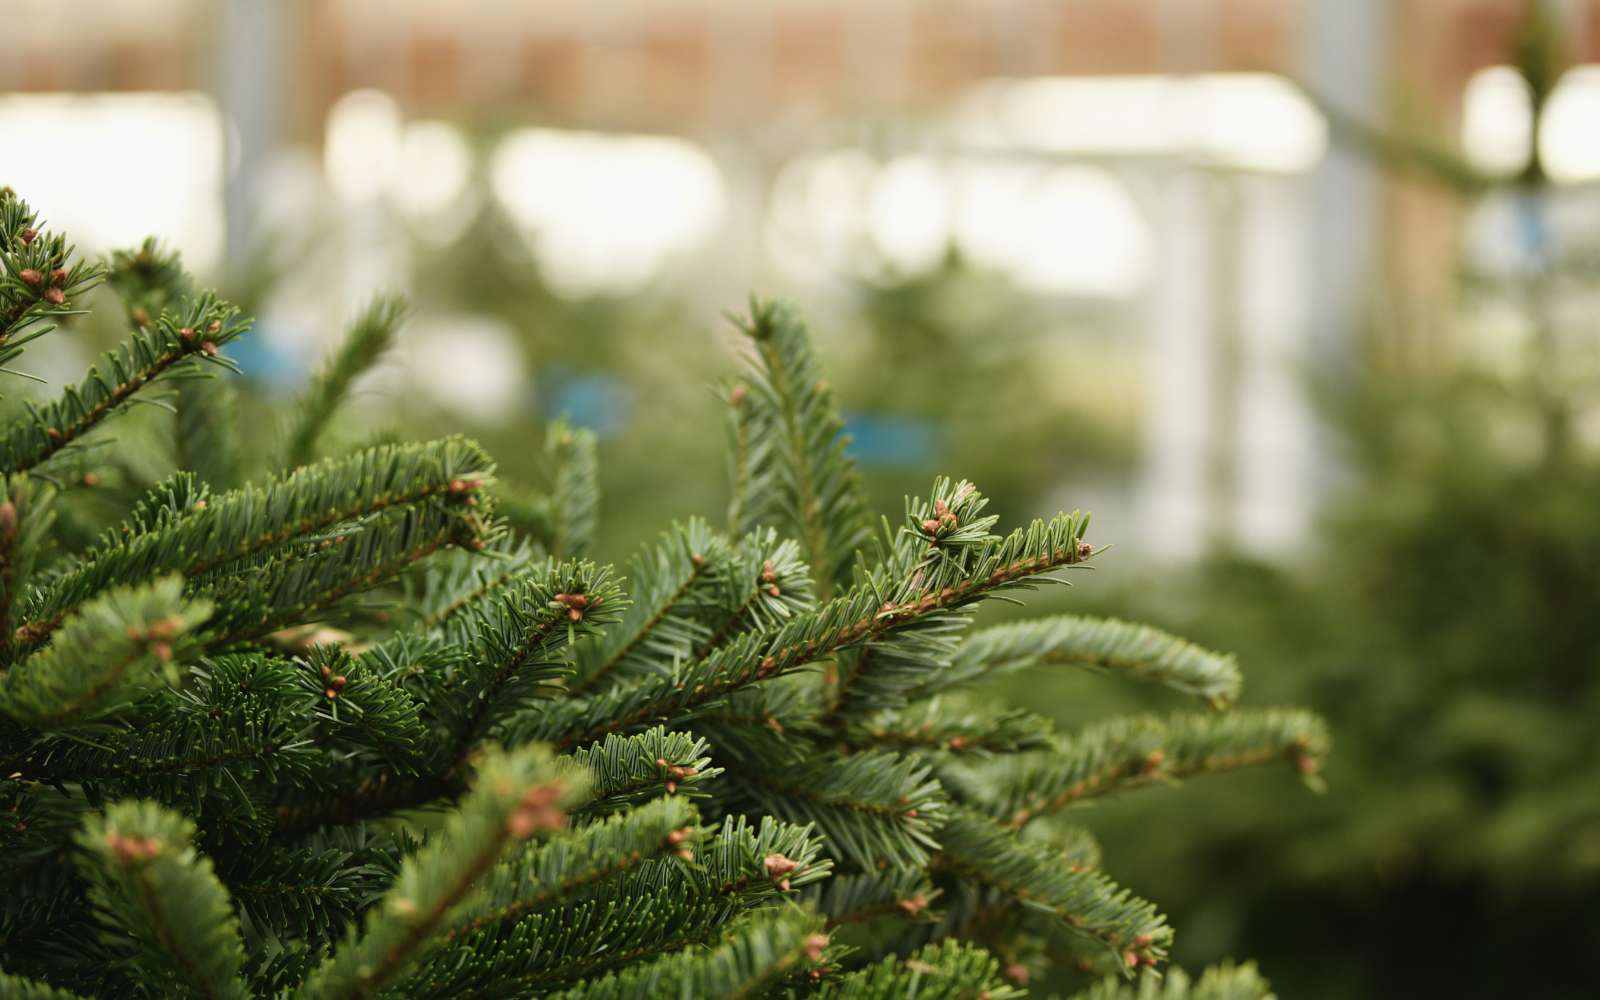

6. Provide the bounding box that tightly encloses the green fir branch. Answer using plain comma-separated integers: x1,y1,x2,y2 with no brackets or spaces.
195,502,485,648
439,795,699,945
692,529,814,657
222,843,396,951
107,238,192,325
431,558,621,763
532,482,1094,749
961,709,1331,828
284,295,405,469
14,438,493,649
0,475,53,651
0,190,105,367
0,970,94,1000
542,419,599,558
546,907,826,1000
844,697,1056,756
294,646,432,770
175,377,245,491
1071,962,1277,1000
727,299,871,599
75,800,250,1000
712,724,950,871
0,292,248,476
403,814,828,997
0,576,211,730
944,615,1245,708
567,518,730,697
409,533,540,631
935,812,1171,970
560,727,721,817
816,939,1025,1000
295,744,579,1000
825,480,1001,719
806,870,938,929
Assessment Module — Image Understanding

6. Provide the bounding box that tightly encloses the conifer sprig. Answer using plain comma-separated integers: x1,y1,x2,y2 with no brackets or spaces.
0,292,249,476
105,239,245,489
946,615,1245,708
728,300,871,599
567,518,729,697
0,190,104,367
956,709,1331,828
0,475,53,642
75,800,250,999
1075,961,1276,1000
543,419,599,559
0,576,211,730
816,939,1025,1000
0,971,92,1000
295,745,578,1000
935,812,1171,969
547,907,826,1000
284,295,404,468
13,438,493,649
533,491,1094,749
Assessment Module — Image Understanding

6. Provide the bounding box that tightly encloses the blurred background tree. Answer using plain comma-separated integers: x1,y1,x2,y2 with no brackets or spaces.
991,5,1600,997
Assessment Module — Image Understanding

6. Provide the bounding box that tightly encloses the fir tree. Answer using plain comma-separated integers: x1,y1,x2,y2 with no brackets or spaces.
0,188,1324,998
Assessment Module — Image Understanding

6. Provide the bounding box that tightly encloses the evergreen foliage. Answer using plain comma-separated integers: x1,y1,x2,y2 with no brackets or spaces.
0,191,1322,997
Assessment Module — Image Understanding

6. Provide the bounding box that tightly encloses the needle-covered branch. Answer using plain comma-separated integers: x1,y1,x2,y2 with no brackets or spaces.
1072,962,1276,1000
0,475,53,644
567,518,730,697
295,745,579,1000
727,299,871,599
559,727,721,817
399,814,829,997
14,438,493,648
542,419,599,559
956,709,1331,828
943,615,1244,709
0,190,104,365
936,812,1171,969
815,940,1025,1000
843,697,1056,756
283,295,404,469
0,576,211,730
0,292,249,476
407,534,541,632
106,239,245,490
531,484,1094,749
547,907,826,1000
0,971,93,1000
439,795,699,945
75,800,250,1000
713,724,950,871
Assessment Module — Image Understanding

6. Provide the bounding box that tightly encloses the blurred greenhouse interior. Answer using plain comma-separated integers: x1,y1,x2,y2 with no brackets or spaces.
5,0,1600,996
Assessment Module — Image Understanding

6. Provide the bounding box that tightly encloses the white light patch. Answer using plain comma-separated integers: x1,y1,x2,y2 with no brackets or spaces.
1462,65,1534,176
1190,74,1327,173
766,148,877,284
956,73,1326,173
1541,65,1600,183
869,155,951,273
324,89,402,203
396,120,473,223
400,315,526,424
0,93,223,271
953,163,1150,296
490,128,726,297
